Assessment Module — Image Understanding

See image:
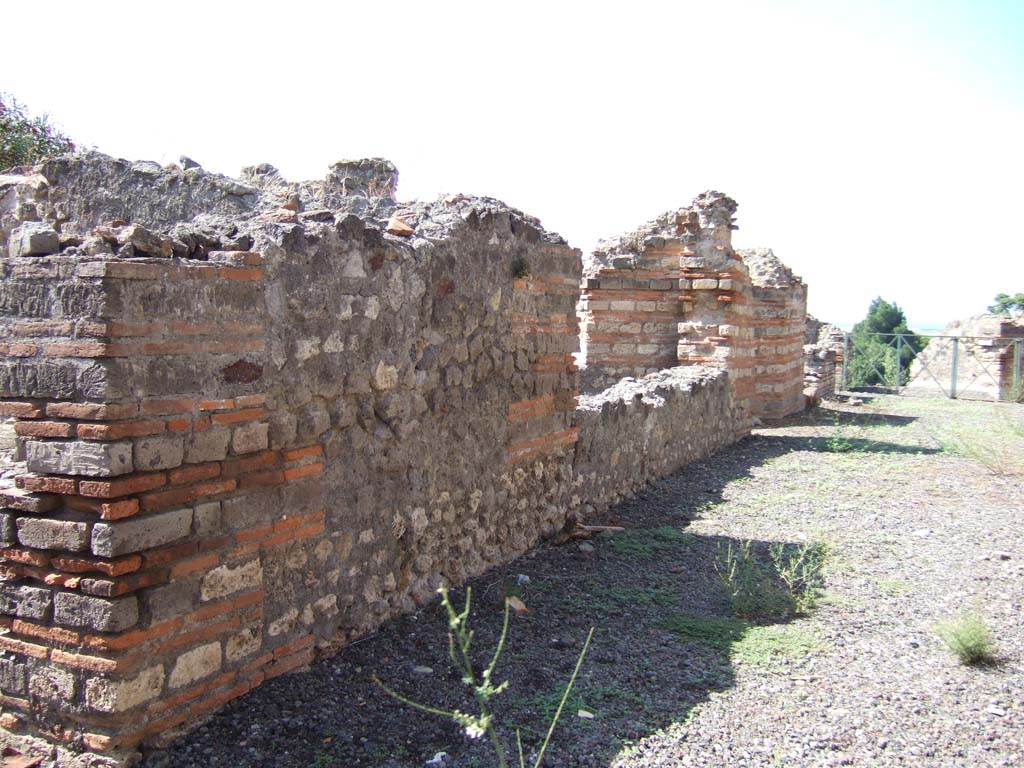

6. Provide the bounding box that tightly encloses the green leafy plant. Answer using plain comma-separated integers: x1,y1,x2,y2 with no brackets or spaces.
935,612,997,666
715,539,830,620
1,93,75,171
769,540,831,614
373,586,593,768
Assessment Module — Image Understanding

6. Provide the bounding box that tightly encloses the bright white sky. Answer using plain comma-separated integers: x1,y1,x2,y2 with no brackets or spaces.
5,0,1022,328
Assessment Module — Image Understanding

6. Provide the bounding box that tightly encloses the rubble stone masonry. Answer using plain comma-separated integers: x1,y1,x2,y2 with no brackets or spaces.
0,154,806,765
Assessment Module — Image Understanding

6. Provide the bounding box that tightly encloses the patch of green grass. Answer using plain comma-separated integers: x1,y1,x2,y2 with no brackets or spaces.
661,613,747,649
731,625,823,666
715,539,831,621
662,613,824,666
605,526,694,559
935,612,998,666
878,578,911,596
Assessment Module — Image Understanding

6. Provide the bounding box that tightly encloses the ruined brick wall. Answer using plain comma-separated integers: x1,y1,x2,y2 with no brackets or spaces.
574,367,740,508
740,249,808,419
905,314,1024,401
581,195,807,421
803,316,843,404
0,156,581,765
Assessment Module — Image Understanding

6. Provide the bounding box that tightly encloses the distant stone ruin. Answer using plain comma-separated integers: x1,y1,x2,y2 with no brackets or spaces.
0,152,811,765
905,314,1024,400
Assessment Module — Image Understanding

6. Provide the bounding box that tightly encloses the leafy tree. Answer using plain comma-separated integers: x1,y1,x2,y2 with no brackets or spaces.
846,297,927,387
988,292,1024,316
0,93,75,172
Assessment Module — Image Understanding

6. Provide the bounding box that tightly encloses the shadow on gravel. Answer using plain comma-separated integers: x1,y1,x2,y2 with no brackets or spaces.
149,413,877,768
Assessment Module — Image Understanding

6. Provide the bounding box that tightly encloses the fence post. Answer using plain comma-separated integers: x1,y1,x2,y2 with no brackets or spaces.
950,337,959,399
842,333,850,390
1015,339,1022,401
895,334,903,389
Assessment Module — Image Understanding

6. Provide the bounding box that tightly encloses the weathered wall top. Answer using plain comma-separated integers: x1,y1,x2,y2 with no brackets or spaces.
737,247,803,289
587,191,738,275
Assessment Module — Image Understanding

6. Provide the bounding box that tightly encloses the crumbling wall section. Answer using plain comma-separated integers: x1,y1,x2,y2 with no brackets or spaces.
0,155,582,765
574,367,740,508
905,314,1024,401
740,249,808,419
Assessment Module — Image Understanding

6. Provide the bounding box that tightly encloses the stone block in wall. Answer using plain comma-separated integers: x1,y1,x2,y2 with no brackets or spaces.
85,665,165,713
231,421,269,454
185,428,231,463
168,641,222,689
9,222,60,258
0,583,53,620
53,592,138,632
25,440,134,477
91,507,193,557
133,435,185,471
16,515,91,551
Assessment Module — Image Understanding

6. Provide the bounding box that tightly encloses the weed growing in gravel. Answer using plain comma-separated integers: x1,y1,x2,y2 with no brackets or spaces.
663,614,823,665
374,586,593,768
606,526,694,559
935,612,997,666
715,539,830,620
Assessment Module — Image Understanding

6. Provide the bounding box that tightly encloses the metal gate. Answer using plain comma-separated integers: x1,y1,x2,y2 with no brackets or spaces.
841,333,1024,401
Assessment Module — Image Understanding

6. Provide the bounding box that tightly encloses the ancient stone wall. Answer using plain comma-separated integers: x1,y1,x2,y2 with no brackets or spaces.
0,154,770,766
574,367,741,508
580,196,806,422
905,314,1024,401
803,316,844,404
0,155,584,765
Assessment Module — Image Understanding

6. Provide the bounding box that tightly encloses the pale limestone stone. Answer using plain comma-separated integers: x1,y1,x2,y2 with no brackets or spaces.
268,607,298,637
225,628,261,662
371,360,398,391
200,558,262,602
169,642,221,689
85,665,164,712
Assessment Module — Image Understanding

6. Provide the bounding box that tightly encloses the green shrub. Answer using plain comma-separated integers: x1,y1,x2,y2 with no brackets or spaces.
715,539,830,620
935,612,997,666
1,93,75,171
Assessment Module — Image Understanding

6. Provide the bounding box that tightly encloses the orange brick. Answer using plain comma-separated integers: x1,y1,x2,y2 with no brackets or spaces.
159,616,240,655
43,341,112,357
211,408,265,425
148,671,233,715
141,340,194,356
168,462,221,485
0,634,50,658
168,552,220,579
193,479,236,498
222,450,279,478
2,343,39,357
50,649,141,674
282,445,323,462
283,463,323,482
142,540,199,569
0,401,44,418
141,397,195,416
46,402,139,420
190,678,251,718
198,399,234,412
13,421,74,438
51,554,142,576
16,474,78,495
239,652,273,679
64,496,140,520
272,633,314,660
12,619,81,645
232,590,265,610
217,267,263,281
83,617,182,652
264,648,313,680
192,415,211,432
77,419,165,440
238,470,284,489
166,418,191,432
78,472,166,499
0,548,51,567
13,320,74,337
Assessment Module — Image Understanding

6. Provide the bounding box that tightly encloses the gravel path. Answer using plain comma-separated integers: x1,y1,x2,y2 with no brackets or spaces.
151,395,1024,768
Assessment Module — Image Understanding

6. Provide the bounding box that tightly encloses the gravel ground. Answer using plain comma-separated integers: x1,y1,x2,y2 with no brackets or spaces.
149,394,1024,768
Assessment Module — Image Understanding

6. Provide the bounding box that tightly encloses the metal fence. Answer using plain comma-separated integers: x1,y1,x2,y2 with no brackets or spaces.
842,332,1024,401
